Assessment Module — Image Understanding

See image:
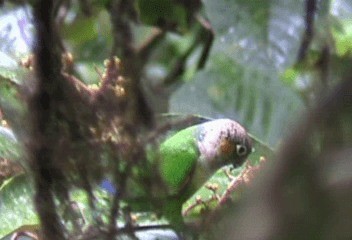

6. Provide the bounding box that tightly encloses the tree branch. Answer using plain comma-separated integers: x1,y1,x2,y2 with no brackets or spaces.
31,1,67,239
296,0,316,62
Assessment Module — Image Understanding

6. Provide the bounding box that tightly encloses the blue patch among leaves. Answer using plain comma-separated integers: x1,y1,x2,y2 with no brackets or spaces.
100,179,117,195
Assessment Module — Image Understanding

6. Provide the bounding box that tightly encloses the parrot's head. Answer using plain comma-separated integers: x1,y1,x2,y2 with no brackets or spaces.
197,119,253,171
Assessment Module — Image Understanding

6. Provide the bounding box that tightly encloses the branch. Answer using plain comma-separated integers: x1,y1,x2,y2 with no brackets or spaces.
31,0,67,239
296,0,316,62
108,0,154,127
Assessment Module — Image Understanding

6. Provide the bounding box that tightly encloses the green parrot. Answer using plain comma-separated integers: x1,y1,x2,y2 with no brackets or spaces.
137,118,253,227
158,118,252,198
106,118,253,227
101,119,252,230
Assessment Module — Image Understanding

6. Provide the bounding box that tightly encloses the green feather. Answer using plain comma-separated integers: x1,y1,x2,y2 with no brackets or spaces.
159,125,199,194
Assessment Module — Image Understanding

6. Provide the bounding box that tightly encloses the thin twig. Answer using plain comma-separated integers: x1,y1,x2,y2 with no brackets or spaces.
296,0,316,62
195,14,214,69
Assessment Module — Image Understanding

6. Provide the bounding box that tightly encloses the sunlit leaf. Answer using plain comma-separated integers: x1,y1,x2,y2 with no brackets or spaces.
0,175,38,238
0,127,20,161
0,75,27,140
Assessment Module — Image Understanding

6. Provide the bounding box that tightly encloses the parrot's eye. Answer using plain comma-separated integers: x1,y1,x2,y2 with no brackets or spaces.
236,144,247,156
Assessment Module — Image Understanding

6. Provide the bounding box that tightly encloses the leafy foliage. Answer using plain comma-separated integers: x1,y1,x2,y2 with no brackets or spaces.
0,0,351,239
171,0,307,146
0,126,19,160
0,175,38,237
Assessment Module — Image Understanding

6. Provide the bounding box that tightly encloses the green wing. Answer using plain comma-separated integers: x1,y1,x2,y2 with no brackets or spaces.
159,126,199,194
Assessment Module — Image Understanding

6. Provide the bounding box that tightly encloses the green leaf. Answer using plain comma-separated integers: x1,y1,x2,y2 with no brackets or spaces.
0,174,113,238
62,17,98,45
332,18,352,56
63,11,112,62
75,61,103,85
137,0,188,31
0,75,27,140
0,175,38,238
203,0,305,70
0,127,20,161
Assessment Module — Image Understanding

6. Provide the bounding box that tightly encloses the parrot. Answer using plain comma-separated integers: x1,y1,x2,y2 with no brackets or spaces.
153,118,253,227
110,118,253,229
158,118,252,198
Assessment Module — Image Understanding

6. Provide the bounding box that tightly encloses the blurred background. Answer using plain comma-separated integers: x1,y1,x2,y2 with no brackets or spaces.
0,0,351,239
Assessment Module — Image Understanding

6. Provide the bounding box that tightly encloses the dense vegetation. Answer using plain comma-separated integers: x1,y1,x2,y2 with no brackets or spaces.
0,0,352,239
